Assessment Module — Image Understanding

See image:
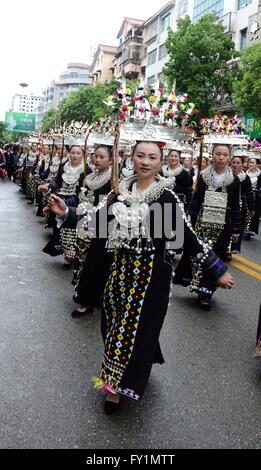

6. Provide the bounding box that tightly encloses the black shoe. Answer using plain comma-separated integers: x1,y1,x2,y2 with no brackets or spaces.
197,295,211,311
42,241,63,257
71,306,94,317
63,261,73,270
221,254,232,262
104,399,121,415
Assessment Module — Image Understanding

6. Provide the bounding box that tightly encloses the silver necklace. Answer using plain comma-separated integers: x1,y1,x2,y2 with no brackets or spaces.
118,175,166,205
237,171,246,183
121,158,134,178
247,169,261,190
27,152,39,164
59,162,83,196
62,162,83,185
247,169,261,179
83,166,112,192
162,164,183,178
202,165,234,191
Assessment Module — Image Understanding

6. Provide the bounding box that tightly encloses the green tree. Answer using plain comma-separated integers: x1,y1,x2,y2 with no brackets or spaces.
0,121,21,143
0,121,6,141
233,43,261,118
41,108,61,133
40,79,138,130
163,14,238,116
59,83,111,124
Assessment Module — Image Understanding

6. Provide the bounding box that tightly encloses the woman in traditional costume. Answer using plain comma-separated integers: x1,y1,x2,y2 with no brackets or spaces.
175,142,241,311
161,146,192,210
247,158,261,238
46,138,234,414
94,139,234,413
34,143,51,216
71,144,113,315
230,153,255,253
23,142,39,201
42,145,84,268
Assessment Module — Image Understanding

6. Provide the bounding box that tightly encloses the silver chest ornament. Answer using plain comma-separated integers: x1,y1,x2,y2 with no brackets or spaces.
108,201,153,253
201,191,228,226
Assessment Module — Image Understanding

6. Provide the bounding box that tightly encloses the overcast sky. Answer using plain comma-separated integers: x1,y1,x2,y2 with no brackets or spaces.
0,0,168,120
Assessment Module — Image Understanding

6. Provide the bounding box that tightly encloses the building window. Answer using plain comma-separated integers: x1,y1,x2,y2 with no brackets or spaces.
240,28,248,49
158,72,165,86
159,44,168,61
193,0,224,22
161,13,171,33
148,48,157,66
147,75,155,86
177,0,188,17
237,0,252,9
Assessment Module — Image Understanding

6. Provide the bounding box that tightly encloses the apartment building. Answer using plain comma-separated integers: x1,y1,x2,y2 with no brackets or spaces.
113,17,145,81
143,1,175,86
90,45,117,84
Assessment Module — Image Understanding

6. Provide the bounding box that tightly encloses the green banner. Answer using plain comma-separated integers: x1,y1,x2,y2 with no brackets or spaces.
5,112,36,133
244,113,261,139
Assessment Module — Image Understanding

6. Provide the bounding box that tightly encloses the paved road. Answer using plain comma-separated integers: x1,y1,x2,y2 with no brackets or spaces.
0,181,260,449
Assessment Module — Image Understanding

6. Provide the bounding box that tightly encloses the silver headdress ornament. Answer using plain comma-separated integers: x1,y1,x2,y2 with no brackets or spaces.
63,121,90,147
88,132,115,147
194,151,211,160
88,116,135,148
246,151,261,160
103,81,197,146
204,134,250,146
232,148,249,157
42,138,53,146
165,141,187,152
28,133,40,144
47,121,91,147
181,152,193,159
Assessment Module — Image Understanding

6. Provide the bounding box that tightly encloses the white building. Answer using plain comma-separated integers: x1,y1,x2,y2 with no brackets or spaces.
174,0,261,50
11,93,43,114
36,63,92,130
42,63,92,113
144,1,175,86
143,0,261,86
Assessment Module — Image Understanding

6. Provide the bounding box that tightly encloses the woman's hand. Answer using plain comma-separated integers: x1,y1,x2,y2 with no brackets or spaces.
43,206,50,216
38,184,48,193
216,272,234,289
250,210,255,217
46,195,67,217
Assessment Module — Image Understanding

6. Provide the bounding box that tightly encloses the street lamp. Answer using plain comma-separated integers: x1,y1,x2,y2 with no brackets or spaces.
19,82,28,90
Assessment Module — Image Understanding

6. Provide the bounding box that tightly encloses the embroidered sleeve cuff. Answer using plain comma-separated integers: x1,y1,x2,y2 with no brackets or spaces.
202,249,228,282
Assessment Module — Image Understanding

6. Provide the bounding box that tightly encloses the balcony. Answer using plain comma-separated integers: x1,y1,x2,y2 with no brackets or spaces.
124,63,141,79
218,12,237,34
117,35,143,54
116,46,142,66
